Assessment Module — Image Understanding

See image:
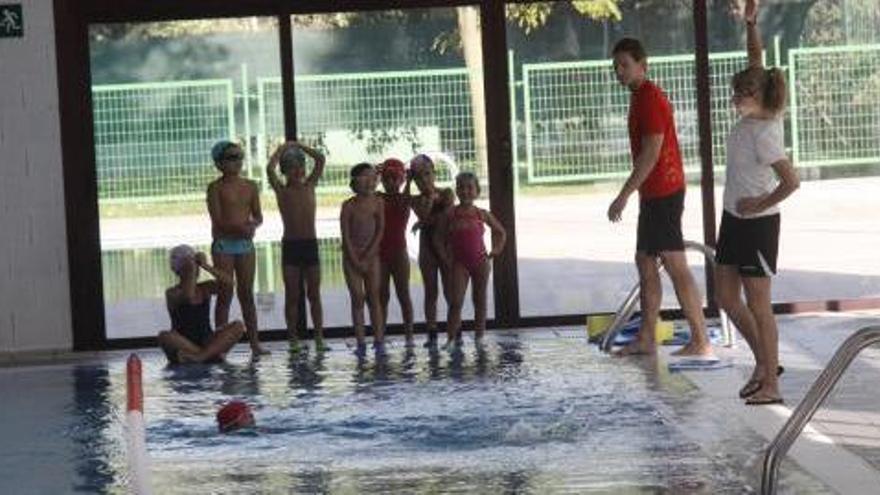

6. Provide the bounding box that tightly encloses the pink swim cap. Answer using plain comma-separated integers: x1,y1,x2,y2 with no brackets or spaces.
379,158,406,180
168,245,195,275
217,400,255,433
409,153,434,173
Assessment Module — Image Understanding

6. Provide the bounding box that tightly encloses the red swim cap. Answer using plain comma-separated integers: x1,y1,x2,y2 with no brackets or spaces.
217,400,255,433
379,158,406,179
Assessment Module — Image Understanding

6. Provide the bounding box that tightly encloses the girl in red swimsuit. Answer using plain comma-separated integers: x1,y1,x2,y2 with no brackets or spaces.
376,158,415,346
435,172,507,350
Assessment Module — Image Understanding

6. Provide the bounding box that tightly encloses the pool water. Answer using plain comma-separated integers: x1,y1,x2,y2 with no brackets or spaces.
0,328,828,494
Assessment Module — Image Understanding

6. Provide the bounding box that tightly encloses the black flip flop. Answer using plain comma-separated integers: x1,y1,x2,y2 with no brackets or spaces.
739,379,762,399
745,395,784,406
738,366,784,398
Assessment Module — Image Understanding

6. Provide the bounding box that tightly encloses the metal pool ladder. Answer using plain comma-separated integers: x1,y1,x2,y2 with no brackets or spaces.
761,325,880,494
599,240,734,352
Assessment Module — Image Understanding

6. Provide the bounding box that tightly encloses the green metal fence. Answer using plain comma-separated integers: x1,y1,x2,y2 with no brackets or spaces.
257,68,477,191
788,44,880,168
92,80,235,203
91,46,880,203
521,51,752,183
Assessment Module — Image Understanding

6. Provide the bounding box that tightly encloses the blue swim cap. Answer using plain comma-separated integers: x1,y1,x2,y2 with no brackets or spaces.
280,147,307,175
211,140,237,163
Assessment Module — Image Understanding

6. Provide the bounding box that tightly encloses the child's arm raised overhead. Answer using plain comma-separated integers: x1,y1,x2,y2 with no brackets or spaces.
302,143,326,186
403,168,414,204
745,0,763,69
483,209,507,258
265,143,286,192
193,251,234,295
177,255,201,304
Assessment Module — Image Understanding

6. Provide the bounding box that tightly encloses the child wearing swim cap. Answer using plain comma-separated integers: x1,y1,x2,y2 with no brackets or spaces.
158,245,246,364
434,173,506,350
265,141,328,353
216,400,255,433
376,158,415,346
409,154,455,348
207,140,267,356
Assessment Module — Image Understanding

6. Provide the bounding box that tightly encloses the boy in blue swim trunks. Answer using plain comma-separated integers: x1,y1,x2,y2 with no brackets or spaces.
266,141,327,352
207,141,267,356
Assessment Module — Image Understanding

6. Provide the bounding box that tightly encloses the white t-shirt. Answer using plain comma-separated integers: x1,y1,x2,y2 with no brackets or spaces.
724,116,787,218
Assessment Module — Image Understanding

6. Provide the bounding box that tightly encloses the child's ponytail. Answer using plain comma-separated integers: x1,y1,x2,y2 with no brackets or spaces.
762,67,787,115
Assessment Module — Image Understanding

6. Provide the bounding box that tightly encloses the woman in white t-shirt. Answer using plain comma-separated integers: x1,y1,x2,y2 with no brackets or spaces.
715,0,800,406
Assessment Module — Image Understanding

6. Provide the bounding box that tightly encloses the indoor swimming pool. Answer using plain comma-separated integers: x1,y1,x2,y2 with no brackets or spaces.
0,328,829,494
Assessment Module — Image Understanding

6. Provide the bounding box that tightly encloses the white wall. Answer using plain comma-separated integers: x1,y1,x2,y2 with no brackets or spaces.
0,0,72,352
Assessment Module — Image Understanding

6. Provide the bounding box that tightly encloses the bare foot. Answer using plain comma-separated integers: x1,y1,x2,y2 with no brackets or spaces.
745,390,784,406
251,344,271,356
613,340,656,357
671,342,715,357
314,337,330,352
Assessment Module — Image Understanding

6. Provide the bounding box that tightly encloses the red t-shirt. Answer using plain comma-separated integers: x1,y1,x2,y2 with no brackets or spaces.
628,80,685,199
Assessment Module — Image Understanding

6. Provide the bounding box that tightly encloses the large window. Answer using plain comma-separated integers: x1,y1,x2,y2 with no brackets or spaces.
709,0,880,303
81,2,880,343
90,18,282,339
507,1,708,317
91,8,492,339
287,7,492,328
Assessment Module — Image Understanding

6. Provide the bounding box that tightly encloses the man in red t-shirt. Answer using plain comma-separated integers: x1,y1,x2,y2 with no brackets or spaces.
607,38,712,357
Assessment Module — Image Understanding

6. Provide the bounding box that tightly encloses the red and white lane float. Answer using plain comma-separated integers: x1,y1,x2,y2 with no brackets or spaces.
126,354,152,494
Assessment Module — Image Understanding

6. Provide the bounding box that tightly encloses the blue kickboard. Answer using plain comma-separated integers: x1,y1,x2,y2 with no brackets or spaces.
664,327,727,346
610,318,643,345
667,358,733,372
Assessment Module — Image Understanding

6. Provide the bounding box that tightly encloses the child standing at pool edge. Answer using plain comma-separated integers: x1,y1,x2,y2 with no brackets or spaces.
435,172,506,349
410,154,455,347
376,158,416,347
266,141,328,352
206,141,267,356
340,163,386,356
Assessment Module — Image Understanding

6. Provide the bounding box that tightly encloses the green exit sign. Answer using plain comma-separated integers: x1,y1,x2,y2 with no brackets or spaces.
0,4,23,38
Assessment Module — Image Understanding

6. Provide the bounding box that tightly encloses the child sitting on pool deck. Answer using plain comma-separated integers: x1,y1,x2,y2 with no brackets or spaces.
434,172,506,350
158,245,246,364
340,163,386,356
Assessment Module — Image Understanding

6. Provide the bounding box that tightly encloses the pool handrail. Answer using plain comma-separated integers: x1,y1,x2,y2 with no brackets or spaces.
599,240,734,352
761,325,880,494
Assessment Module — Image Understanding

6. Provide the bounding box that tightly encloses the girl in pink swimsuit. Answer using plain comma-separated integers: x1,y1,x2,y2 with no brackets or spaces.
435,172,507,349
